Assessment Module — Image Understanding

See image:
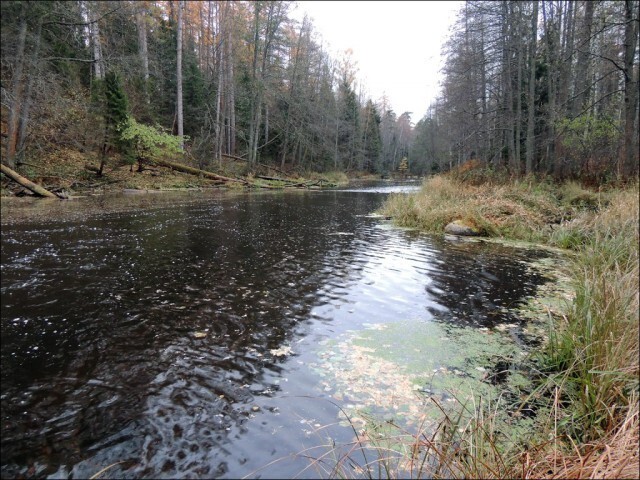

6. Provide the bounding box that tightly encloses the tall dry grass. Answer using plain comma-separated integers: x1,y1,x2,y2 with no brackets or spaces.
379,175,565,241
542,185,639,442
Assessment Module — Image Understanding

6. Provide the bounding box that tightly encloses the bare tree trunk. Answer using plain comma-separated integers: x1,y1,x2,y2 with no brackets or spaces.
5,3,28,168
215,50,224,163
573,0,594,115
248,2,261,165
623,0,639,177
16,18,43,163
559,0,576,175
214,1,224,164
543,1,560,176
526,0,538,174
514,5,523,174
280,22,305,168
264,103,269,148
136,2,150,104
334,116,339,170
176,0,184,150
503,1,515,170
90,1,104,80
226,23,236,156
480,25,488,160
198,1,205,68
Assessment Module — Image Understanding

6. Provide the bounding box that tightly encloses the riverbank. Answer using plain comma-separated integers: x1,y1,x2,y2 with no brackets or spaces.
0,147,358,198
379,171,639,478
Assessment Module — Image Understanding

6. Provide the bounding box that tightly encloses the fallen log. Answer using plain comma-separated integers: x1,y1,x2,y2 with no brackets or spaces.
150,158,249,185
255,175,291,182
221,153,248,162
284,180,325,188
256,175,320,188
1,163,62,199
151,158,280,189
258,163,297,178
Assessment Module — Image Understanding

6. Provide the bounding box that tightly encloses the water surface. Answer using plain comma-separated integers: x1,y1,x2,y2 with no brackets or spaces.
1,182,552,478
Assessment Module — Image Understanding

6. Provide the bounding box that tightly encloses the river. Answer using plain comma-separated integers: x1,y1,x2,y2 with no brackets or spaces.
1,182,555,478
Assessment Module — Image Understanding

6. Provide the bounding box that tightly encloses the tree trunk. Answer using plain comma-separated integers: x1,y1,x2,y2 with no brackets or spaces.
1,164,60,198
214,1,224,165
526,0,538,175
514,5,523,174
503,1,515,169
5,2,28,169
334,116,339,170
543,1,560,176
136,2,150,103
559,1,576,175
248,2,261,165
623,0,639,177
480,25,488,160
264,103,269,148
215,49,224,163
17,18,43,162
280,21,305,168
226,23,236,156
573,0,594,115
90,1,104,80
176,0,184,150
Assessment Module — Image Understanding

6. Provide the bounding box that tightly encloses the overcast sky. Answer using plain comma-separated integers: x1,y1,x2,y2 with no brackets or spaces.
291,1,463,122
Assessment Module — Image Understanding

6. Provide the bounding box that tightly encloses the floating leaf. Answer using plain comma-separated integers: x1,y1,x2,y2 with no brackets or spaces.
270,345,293,357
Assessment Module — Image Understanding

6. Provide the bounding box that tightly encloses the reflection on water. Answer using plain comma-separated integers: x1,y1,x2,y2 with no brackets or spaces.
1,184,552,478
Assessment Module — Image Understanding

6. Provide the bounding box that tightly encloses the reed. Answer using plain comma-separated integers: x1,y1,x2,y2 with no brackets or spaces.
542,186,639,443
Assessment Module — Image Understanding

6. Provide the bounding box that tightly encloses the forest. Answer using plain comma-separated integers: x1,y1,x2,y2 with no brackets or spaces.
1,0,637,186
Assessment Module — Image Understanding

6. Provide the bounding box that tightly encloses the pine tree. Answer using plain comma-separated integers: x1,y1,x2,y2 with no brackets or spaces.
362,100,382,173
97,71,131,175
398,157,409,177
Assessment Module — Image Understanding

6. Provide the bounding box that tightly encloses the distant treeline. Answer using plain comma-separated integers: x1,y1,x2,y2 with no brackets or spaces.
1,1,638,181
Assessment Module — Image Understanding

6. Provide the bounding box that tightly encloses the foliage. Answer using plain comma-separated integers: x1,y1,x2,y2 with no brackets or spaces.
103,72,130,133
557,115,620,173
362,100,383,172
93,71,133,163
119,117,185,162
398,157,408,174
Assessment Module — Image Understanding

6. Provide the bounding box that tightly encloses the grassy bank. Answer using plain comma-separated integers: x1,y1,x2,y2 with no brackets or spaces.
372,173,639,478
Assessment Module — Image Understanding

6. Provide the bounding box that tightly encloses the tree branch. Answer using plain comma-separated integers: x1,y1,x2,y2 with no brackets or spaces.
42,5,124,28
42,57,96,63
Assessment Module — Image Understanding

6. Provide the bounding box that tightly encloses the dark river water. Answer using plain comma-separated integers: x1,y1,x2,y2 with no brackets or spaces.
1,182,552,478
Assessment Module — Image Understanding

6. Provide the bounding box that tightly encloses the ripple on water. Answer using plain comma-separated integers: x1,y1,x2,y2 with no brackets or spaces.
0,187,557,478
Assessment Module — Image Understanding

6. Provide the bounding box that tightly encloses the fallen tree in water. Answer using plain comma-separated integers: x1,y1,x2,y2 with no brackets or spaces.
1,163,65,198
255,175,334,188
149,158,333,189
149,157,249,185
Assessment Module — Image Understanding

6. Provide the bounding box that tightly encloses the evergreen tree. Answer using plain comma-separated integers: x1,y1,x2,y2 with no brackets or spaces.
337,79,361,170
182,44,207,138
96,71,131,175
362,100,382,173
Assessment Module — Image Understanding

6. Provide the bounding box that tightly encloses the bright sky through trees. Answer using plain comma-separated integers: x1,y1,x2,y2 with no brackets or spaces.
292,1,463,121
